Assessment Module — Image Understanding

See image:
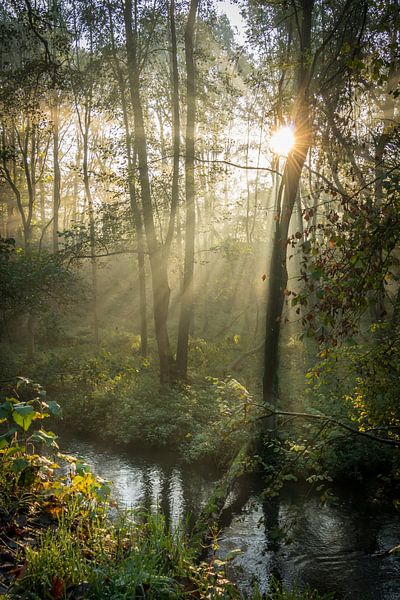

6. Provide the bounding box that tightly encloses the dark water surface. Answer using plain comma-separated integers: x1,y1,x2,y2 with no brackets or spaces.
60,434,400,599
60,432,218,523
217,494,400,599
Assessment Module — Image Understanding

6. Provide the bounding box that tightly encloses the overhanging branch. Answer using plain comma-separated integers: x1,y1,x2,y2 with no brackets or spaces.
259,409,400,447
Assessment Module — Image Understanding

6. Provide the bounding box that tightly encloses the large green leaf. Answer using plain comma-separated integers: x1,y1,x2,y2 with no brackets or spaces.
0,401,12,420
43,400,62,418
95,482,111,501
12,404,36,431
11,458,30,474
0,428,18,449
29,429,59,448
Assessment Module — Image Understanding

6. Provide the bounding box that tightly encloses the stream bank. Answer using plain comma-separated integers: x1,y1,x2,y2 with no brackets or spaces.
61,433,400,599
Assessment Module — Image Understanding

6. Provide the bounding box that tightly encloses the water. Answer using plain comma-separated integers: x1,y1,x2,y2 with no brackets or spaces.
60,434,400,599
60,433,218,523
217,494,400,599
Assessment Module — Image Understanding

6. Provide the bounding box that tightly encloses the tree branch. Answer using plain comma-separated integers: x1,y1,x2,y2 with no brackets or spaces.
259,409,400,447
224,340,265,374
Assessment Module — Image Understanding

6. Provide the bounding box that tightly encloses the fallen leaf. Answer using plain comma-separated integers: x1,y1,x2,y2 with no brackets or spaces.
52,575,65,600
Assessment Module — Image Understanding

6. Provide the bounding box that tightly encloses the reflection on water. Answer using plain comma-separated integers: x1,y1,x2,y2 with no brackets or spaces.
278,496,400,599
218,494,400,600
60,434,217,524
61,434,400,599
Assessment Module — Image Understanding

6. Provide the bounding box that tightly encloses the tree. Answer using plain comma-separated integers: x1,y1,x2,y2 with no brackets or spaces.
176,0,199,379
123,0,175,383
246,0,371,409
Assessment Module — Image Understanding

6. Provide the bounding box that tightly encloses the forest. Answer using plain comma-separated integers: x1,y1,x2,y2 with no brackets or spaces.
0,0,399,598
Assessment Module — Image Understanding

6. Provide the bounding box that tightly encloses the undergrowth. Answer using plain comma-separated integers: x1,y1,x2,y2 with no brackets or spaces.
3,340,256,466
0,378,333,600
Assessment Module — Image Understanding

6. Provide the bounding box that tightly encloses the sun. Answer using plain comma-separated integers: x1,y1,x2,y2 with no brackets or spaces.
270,125,295,156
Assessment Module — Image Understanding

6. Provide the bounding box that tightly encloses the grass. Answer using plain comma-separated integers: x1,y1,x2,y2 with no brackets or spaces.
0,431,334,600
1,466,336,600
0,370,337,600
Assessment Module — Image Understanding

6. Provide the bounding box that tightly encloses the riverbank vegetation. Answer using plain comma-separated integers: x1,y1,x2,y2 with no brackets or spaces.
1,0,399,596
0,379,332,599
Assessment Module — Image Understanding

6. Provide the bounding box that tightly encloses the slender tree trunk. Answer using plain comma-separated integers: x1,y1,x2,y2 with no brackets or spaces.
124,0,174,383
127,145,148,356
52,99,61,253
107,3,148,355
244,103,255,244
263,0,313,408
165,0,180,252
6,195,14,239
176,0,198,379
72,134,81,224
82,126,99,344
370,51,396,323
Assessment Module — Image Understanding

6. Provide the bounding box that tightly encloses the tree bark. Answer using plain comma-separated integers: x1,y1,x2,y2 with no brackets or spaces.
263,0,313,408
52,97,61,253
176,0,198,379
107,2,148,356
124,0,174,383
165,0,180,252
82,125,99,345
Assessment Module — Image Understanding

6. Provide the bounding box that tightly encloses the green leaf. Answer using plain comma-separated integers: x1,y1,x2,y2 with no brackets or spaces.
12,404,36,431
12,458,30,474
44,400,62,418
95,483,111,501
18,465,38,487
0,401,12,419
16,377,32,389
311,267,324,280
0,428,18,448
76,461,91,476
29,429,59,448
283,474,298,481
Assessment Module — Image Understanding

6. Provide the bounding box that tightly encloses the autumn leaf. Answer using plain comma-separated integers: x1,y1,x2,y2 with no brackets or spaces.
52,575,65,600
46,504,63,519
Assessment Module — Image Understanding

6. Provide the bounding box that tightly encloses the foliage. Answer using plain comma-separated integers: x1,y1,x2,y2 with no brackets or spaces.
291,174,400,345
0,378,60,513
265,579,334,600
0,238,82,324
0,381,333,600
57,348,253,465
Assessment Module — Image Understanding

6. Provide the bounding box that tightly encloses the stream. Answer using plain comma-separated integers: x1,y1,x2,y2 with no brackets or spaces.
60,434,400,600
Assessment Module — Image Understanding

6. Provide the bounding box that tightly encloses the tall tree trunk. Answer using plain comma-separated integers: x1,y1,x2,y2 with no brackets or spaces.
52,98,61,253
176,0,198,379
82,128,99,344
124,0,174,383
107,2,148,356
165,0,180,252
263,0,313,408
72,134,81,224
370,41,396,323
